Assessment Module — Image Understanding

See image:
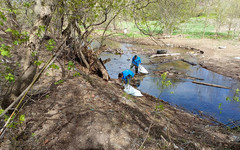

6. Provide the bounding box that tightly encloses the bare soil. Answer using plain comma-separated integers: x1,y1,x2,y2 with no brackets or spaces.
1,69,240,149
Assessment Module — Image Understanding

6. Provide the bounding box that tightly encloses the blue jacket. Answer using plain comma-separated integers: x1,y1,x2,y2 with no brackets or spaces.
132,56,141,67
122,69,135,83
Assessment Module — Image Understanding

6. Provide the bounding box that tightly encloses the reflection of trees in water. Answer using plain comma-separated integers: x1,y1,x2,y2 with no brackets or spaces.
156,60,190,71
194,66,240,104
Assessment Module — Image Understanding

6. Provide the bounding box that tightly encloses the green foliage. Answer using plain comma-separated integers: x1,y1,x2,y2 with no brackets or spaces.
233,96,239,102
0,109,6,119
225,88,240,102
173,14,239,40
34,60,43,66
54,79,64,85
236,88,240,94
5,73,15,83
4,7,17,15
161,72,172,87
155,103,164,111
36,25,45,38
49,63,60,70
153,72,173,114
173,18,214,38
220,88,240,115
133,0,195,35
19,114,25,124
161,72,167,81
0,11,7,21
67,61,75,70
46,39,56,51
5,28,29,44
0,109,25,128
218,103,222,114
45,95,49,99
5,66,13,73
31,132,36,137
23,2,32,8
0,11,7,25
31,51,37,57
123,92,131,100
155,72,173,98
0,44,11,57
226,97,231,101
73,72,81,77
113,21,162,38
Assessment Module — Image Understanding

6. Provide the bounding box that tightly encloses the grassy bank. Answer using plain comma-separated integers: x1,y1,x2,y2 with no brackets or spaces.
96,16,239,40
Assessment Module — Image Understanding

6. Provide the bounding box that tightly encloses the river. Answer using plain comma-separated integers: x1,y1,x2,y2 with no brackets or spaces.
99,41,240,125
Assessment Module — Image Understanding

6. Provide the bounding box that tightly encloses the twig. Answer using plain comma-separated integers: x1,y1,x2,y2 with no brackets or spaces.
138,122,153,150
161,135,172,148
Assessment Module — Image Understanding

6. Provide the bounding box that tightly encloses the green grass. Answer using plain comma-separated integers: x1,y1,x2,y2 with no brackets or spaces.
94,16,237,40
95,27,148,38
173,17,231,40
115,32,148,38
117,21,163,36
118,18,232,40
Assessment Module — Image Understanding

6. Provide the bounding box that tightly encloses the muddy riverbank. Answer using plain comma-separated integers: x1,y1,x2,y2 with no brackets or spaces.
109,36,240,81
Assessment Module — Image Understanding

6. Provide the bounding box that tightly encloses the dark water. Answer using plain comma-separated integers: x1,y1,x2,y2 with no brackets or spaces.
100,42,240,125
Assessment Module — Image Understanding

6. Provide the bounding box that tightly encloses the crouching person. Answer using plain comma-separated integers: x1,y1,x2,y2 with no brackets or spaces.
130,55,141,74
118,69,135,85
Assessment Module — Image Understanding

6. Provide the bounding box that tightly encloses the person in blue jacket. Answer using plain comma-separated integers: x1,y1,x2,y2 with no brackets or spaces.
130,55,141,73
118,69,135,84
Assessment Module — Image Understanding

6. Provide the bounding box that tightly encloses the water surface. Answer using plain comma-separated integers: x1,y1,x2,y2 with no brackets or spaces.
100,42,240,125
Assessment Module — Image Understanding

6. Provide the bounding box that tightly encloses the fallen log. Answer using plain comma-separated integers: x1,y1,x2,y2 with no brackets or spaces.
150,53,180,58
181,59,197,66
98,58,110,80
102,58,111,64
186,76,204,81
192,81,230,89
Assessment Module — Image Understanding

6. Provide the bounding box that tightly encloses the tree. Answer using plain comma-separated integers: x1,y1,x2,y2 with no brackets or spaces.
133,0,195,36
0,0,144,111
225,0,240,38
195,0,215,38
0,0,58,108
212,0,228,37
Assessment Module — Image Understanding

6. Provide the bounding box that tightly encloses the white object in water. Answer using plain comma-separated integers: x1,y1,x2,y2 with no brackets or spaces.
138,64,149,74
124,84,143,96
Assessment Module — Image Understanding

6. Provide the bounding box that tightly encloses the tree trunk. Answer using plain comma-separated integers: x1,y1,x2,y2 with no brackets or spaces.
227,19,233,38
1,0,55,109
81,46,110,80
64,19,110,80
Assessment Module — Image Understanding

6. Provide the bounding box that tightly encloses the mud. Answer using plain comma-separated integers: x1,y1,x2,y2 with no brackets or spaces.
110,36,240,81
